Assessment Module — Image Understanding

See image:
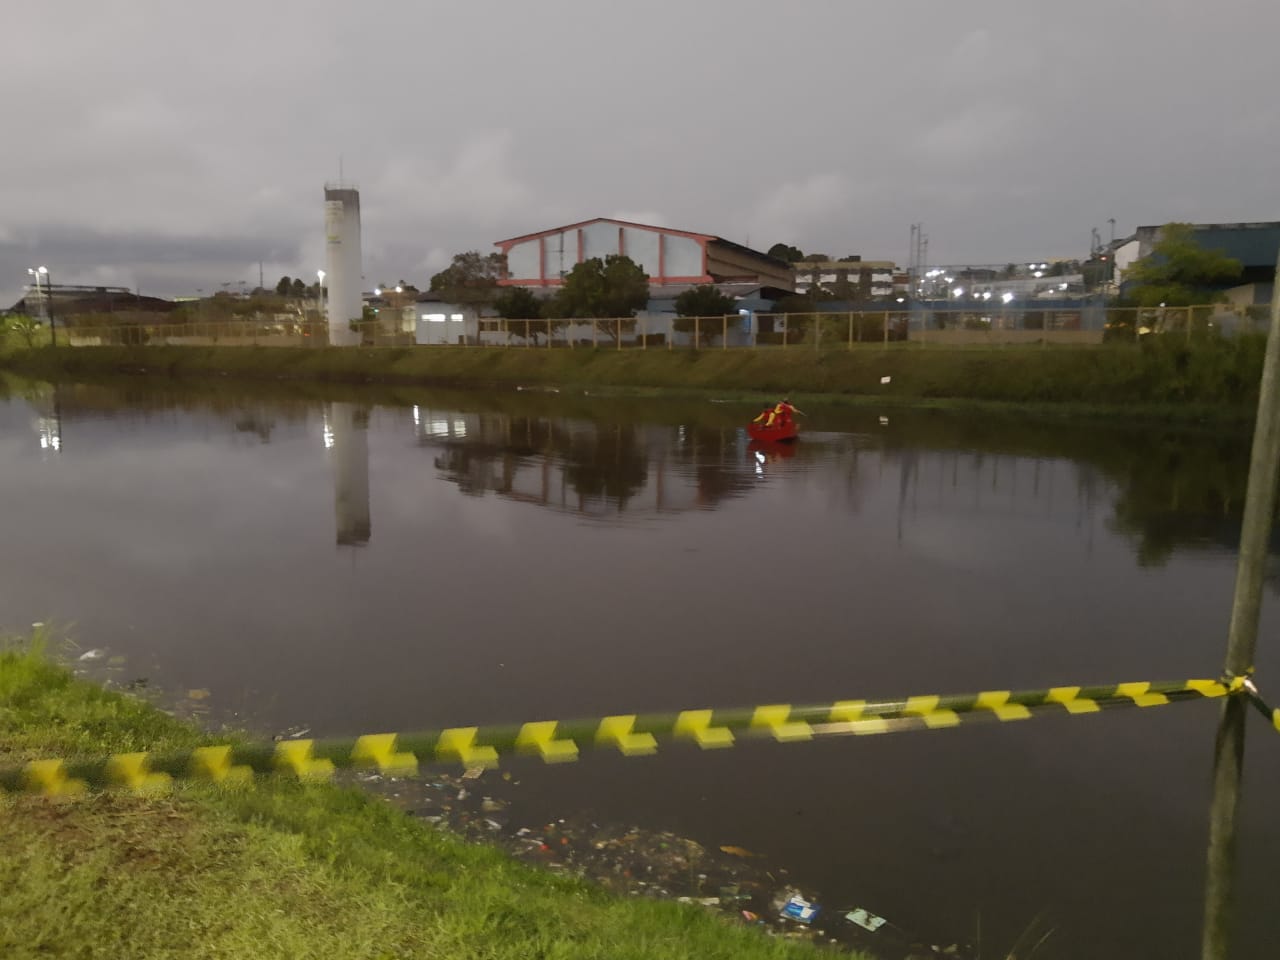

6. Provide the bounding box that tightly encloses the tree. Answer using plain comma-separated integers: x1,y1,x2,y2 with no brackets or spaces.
767,243,804,263
430,251,506,306
1125,223,1243,306
673,285,735,346
6,314,40,347
275,276,293,296
291,278,307,297
494,286,550,343
550,255,648,316
494,286,542,319
674,284,734,318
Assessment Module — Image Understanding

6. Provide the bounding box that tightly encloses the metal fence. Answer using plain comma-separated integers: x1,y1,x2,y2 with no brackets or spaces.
45,304,1273,351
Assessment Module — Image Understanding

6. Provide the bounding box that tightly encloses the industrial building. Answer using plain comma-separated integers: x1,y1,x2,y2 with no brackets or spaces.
1113,221,1280,305
792,259,898,300
494,218,795,291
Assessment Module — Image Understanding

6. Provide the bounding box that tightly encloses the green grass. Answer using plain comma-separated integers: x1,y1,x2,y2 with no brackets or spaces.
0,634,855,960
0,336,1268,422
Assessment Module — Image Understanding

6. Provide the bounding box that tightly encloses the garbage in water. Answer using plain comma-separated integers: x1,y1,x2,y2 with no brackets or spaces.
342,767,973,957
846,907,888,932
780,894,820,924
879,416,889,426
77,649,105,661
880,376,892,385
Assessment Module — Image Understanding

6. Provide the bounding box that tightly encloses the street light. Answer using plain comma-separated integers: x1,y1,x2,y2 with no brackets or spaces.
26,266,55,347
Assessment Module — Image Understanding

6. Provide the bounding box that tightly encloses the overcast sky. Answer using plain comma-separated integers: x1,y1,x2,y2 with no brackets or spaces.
2,0,1278,304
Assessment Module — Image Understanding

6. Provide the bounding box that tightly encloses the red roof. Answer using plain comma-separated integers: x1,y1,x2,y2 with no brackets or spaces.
494,217,717,246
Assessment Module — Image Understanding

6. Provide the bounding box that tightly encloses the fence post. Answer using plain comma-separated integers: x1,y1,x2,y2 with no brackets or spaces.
1186,307,1193,346
722,314,727,350
641,315,647,350
694,316,700,351
848,313,854,350
547,317,552,348
815,313,821,351
592,319,598,349
524,320,530,348
1202,253,1280,960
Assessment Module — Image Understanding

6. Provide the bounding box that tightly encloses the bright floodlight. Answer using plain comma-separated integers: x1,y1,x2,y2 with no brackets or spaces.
395,286,403,293
374,287,382,295
317,270,326,281
1002,292,1015,304
952,286,964,296
37,266,48,274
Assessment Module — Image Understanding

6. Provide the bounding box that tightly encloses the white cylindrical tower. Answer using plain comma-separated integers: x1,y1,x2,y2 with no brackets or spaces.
323,184,363,346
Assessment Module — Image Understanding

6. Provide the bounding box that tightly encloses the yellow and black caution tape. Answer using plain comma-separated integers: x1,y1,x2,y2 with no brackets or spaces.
0,677,1244,797
1241,676,1280,732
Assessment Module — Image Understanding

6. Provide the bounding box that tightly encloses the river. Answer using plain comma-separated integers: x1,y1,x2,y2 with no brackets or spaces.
2,376,1277,959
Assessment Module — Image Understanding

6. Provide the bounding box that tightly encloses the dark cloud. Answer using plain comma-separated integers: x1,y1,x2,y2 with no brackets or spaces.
3,0,1278,305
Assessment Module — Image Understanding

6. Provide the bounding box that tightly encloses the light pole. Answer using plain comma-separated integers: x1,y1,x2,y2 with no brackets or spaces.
316,270,326,328
27,266,54,347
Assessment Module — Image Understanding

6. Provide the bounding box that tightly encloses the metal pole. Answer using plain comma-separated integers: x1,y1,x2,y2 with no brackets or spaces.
694,316,699,350
1201,250,1280,960
46,272,57,348
848,313,854,350
884,311,889,351
722,314,727,350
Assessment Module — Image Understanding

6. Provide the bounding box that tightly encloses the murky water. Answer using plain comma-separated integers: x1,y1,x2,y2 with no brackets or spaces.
2,376,1278,958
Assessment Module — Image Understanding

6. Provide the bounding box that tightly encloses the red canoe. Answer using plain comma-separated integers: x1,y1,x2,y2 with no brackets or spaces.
747,420,798,442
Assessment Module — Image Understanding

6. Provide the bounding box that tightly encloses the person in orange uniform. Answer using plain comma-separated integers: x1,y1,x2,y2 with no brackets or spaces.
752,399,793,427
766,398,796,427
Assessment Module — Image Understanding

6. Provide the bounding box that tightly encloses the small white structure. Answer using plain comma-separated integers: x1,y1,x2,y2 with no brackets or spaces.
415,297,476,345
324,185,363,346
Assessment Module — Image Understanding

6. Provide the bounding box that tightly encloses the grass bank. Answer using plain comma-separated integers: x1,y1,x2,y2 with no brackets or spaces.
0,337,1267,421
0,635,855,960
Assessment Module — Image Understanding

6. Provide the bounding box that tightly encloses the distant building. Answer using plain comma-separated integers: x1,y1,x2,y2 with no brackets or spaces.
792,259,898,300
494,218,795,292
1119,221,1280,305
7,284,176,318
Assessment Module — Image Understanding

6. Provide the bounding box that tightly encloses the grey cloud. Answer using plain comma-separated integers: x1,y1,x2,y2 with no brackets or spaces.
3,0,1278,305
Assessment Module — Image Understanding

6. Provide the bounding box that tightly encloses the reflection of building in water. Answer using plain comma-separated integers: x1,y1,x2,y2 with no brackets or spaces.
325,402,371,546
412,406,758,518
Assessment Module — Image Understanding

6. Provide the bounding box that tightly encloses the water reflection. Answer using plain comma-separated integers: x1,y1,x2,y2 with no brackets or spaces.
4,378,1280,958
415,408,758,518
327,403,372,547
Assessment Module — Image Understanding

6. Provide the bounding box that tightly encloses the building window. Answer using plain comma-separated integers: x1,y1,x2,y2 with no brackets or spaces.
449,313,464,321
422,313,446,322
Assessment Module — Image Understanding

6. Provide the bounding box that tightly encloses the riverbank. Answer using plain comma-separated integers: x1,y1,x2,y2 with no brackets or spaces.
0,634,865,960
0,338,1266,422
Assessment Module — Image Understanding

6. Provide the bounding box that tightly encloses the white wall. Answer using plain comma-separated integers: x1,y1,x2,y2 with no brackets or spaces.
663,234,702,276
506,239,540,280
415,304,474,345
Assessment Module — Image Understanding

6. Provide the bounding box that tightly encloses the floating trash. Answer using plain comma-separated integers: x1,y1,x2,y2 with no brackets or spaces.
77,649,105,662
781,895,820,924
845,907,888,932
880,375,892,385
